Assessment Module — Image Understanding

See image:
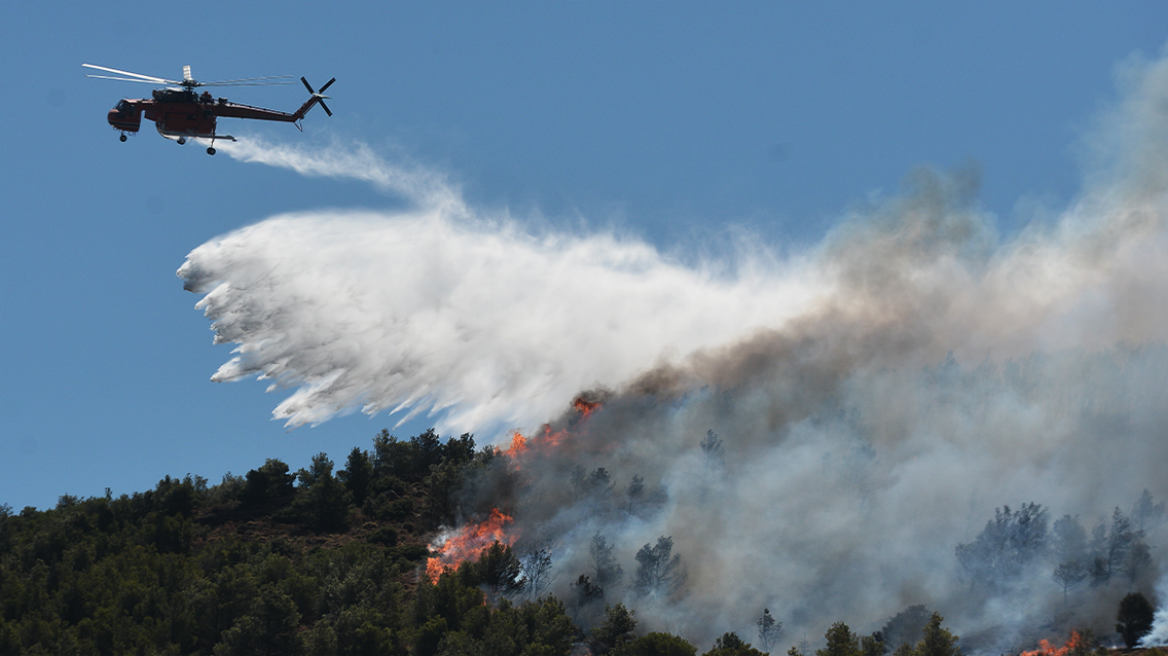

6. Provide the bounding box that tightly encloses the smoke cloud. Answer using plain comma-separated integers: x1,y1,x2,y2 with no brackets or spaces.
181,50,1168,651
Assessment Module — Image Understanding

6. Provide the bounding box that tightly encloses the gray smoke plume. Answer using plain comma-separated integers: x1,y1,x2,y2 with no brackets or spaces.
181,49,1168,652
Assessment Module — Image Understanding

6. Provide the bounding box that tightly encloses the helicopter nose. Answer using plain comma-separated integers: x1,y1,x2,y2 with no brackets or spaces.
107,105,142,132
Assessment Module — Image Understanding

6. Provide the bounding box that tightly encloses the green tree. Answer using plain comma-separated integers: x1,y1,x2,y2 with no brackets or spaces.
915,613,959,656
338,447,374,508
301,622,338,656
444,433,477,465
880,606,932,652
817,623,861,656
861,634,885,656
591,603,637,655
425,460,465,529
1117,592,1155,648
626,632,697,656
431,568,487,631
286,453,352,532
522,596,575,656
416,616,451,656
705,632,765,656
436,630,484,656
242,459,296,506
463,542,525,599
214,585,301,656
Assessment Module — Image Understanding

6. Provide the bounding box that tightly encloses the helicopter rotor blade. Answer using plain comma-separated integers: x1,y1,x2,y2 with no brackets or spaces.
317,77,336,94
82,64,175,85
301,77,316,95
318,100,333,117
203,75,295,85
198,80,296,87
84,74,163,84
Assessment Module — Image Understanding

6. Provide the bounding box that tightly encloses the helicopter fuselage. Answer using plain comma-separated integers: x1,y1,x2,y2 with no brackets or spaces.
107,87,309,142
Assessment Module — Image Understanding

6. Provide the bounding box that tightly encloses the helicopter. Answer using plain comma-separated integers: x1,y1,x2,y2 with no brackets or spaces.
84,64,334,155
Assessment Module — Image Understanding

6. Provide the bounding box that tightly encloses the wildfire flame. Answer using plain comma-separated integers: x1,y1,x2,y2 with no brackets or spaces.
1020,631,1088,656
504,431,528,458
503,395,601,461
573,396,600,417
425,508,517,583
426,397,600,582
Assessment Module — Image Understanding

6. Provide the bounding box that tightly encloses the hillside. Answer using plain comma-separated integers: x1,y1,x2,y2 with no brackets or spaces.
0,427,1160,656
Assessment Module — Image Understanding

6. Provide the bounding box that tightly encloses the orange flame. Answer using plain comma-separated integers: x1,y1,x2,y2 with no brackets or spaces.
573,396,600,417
425,508,517,583
503,396,602,464
1020,631,1087,656
504,431,528,458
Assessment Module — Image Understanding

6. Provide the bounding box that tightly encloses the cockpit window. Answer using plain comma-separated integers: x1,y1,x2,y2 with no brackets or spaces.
116,100,132,113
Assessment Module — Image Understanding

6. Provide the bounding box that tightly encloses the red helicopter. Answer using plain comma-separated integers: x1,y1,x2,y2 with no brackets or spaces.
84,63,334,155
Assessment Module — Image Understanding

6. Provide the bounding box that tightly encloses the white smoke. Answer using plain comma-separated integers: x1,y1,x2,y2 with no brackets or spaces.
180,47,1168,651
1140,576,1168,646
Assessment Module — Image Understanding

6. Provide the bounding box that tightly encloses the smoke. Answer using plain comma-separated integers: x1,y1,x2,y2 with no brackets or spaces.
181,49,1168,651
1140,575,1168,647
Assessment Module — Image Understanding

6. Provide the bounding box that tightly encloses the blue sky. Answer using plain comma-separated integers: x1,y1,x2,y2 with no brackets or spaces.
2,2,1167,511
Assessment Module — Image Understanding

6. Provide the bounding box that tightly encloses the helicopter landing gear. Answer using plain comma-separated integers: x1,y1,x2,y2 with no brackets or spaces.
207,147,216,155
119,134,127,142
177,137,186,145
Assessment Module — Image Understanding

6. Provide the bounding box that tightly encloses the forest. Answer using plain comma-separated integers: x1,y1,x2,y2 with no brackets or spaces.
0,427,1159,656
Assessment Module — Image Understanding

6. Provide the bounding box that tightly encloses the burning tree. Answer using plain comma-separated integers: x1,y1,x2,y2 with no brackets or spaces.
1019,630,1095,656
425,508,518,583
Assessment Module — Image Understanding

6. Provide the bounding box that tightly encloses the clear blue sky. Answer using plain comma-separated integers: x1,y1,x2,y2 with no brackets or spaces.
2,2,1166,510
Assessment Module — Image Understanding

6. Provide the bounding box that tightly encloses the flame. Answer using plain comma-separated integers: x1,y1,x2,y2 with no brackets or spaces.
573,396,600,417
504,431,528,458
503,396,602,463
1020,631,1088,656
425,508,517,583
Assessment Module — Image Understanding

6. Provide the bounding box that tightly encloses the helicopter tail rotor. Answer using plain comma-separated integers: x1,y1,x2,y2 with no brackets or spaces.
298,76,335,117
